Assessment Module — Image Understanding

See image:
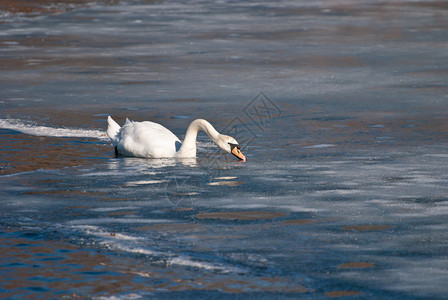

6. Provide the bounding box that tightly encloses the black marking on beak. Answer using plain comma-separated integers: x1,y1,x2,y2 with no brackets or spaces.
228,143,240,150
229,143,245,161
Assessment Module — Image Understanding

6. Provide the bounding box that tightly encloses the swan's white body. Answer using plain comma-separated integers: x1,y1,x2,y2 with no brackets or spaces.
106,116,246,161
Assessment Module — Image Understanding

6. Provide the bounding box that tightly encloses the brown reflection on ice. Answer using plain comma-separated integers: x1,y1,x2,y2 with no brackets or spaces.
338,262,375,269
107,211,135,216
0,0,89,15
0,131,109,175
1,228,114,298
325,291,363,298
343,224,393,231
282,219,317,225
163,207,194,212
0,0,135,18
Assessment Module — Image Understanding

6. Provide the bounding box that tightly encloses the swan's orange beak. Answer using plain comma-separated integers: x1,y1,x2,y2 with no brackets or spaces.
231,145,246,162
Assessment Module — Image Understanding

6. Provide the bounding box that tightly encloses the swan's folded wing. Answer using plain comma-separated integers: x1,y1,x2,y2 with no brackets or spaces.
117,121,181,158
106,116,121,145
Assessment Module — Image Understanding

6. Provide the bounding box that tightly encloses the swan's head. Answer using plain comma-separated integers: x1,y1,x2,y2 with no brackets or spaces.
217,134,246,162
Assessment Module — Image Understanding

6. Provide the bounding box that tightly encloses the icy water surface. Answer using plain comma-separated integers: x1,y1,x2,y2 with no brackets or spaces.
1,0,448,298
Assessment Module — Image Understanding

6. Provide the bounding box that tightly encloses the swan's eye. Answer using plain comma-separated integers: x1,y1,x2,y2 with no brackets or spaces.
228,143,240,150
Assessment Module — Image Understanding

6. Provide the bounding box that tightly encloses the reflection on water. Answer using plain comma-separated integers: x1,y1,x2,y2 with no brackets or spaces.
195,211,287,220
108,156,199,169
1,0,448,298
0,129,109,175
2,149,448,298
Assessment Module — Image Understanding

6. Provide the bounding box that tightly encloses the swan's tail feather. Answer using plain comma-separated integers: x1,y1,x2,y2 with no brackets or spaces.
107,116,121,145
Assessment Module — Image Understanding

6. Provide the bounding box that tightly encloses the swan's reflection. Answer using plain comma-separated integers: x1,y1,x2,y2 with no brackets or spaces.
105,155,245,182
107,157,198,172
177,157,198,167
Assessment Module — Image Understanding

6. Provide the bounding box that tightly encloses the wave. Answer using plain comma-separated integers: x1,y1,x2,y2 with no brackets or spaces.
72,225,245,274
0,118,109,141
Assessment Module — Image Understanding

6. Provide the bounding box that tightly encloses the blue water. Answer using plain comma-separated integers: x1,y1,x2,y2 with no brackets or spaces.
1,0,448,298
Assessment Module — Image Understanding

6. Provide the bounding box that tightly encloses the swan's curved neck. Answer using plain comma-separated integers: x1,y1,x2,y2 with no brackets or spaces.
177,119,220,158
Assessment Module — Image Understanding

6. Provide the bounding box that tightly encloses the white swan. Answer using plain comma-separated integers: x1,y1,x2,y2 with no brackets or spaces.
106,116,246,161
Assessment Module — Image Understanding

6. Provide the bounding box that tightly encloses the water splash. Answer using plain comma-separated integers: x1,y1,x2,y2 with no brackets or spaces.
0,118,108,141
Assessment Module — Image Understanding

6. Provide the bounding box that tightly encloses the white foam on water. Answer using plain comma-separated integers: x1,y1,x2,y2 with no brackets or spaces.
126,180,169,186
0,118,109,141
303,144,336,149
313,189,363,196
167,256,241,273
71,224,245,274
96,294,143,300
